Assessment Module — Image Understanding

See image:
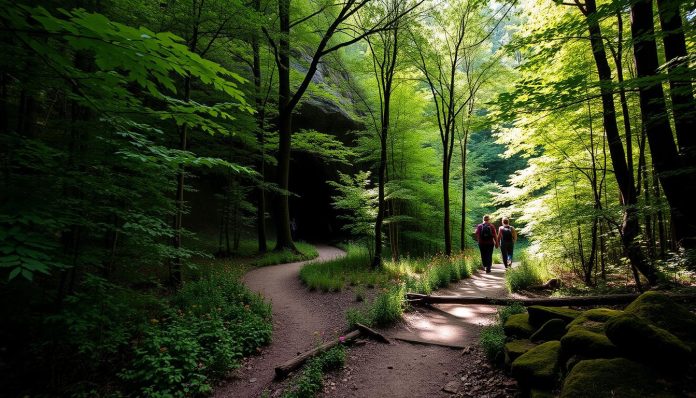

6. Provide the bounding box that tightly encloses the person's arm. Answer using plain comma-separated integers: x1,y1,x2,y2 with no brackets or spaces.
512,226,518,243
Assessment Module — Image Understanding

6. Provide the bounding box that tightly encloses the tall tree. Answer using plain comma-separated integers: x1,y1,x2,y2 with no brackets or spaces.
411,0,510,255
362,0,407,267
268,0,419,251
629,0,696,248
558,0,658,284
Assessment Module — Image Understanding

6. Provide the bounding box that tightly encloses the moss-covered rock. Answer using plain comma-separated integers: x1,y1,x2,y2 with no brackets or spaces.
560,358,679,398
504,339,537,368
528,306,581,327
625,291,696,351
504,313,536,338
566,308,623,332
560,326,619,359
604,313,691,369
531,319,566,343
511,340,561,389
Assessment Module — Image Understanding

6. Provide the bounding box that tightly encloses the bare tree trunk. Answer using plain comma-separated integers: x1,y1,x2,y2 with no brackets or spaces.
656,0,695,151
252,0,268,253
631,0,696,248
274,0,296,252
569,0,657,284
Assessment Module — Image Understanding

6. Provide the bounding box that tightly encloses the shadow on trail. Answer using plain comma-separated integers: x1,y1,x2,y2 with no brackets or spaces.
391,263,513,349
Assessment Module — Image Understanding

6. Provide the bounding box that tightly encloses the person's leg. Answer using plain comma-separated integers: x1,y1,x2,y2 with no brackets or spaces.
507,244,514,265
484,244,493,272
478,244,486,271
500,245,509,267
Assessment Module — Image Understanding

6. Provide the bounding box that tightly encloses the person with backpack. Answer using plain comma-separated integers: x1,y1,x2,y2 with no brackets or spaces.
498,217,518,268
475,215,498,273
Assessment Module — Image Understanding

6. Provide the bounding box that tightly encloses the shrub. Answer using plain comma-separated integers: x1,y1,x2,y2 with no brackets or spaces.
371,285,405,327
346,307,372,329
480,324,506,360
498,302,526,324
120,270,272,397
505,255,545,292
480,303,527,363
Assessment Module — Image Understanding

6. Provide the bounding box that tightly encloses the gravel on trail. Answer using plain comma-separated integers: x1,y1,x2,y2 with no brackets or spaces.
213,246,519,398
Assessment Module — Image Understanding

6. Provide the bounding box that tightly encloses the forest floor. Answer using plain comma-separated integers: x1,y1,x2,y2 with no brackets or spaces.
214,245,519,398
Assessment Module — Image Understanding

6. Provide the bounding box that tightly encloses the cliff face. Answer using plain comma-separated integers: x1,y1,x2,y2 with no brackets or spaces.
291,54,363,140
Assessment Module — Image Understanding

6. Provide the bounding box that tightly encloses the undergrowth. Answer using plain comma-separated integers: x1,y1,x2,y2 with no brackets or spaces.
308,245,481,328
252,241,319,267
281,346,346,398
505,252,546,292
479,303,526,362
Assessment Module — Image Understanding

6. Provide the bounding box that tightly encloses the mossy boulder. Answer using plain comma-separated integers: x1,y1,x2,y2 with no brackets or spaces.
625,291,696,351
528,306,581,328
531,319,566,343
511,340,561,389
504,313,536,338
566,308,623,332
504,339,537,368
560,358,679,398
604,313,691,369
560,326,619,359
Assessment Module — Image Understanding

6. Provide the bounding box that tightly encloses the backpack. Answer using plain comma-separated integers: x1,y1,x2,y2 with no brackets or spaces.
480,223,492,240
501,226,513,242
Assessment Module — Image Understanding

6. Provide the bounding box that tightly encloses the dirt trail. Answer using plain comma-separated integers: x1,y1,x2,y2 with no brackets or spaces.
214,245,353,398
322,264,519,398
215,249,517,398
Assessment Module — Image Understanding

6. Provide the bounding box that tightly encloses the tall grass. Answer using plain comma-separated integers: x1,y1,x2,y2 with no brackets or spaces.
252,241,319,267
480,303,527,362
300,246,480,328
505,251,547,292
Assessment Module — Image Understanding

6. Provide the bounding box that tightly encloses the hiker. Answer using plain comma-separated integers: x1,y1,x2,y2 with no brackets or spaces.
498,217,518,268
475,215,498,273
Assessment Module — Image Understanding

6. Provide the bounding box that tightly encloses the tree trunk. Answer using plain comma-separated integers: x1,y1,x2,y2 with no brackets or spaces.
656,0,695,151
373,129,388,268
630,0,696,248
274,0,297,252
579,0,658,284
252,0,267,253
443,163,452,255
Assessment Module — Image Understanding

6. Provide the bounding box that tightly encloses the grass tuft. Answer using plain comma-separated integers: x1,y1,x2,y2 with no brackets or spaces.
505,252,546,292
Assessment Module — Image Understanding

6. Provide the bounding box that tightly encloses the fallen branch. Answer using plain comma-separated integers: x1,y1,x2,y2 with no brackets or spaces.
406,292,696,307
274,325,390,380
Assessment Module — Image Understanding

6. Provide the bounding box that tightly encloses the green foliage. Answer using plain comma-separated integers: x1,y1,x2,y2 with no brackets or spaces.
282,346,346,398
481,303,528,362
329,173,378,256
498,302,527,325
120,270,271,397
505,253,546,293
252,242,319,267
480,324,507,360
371,285,406,326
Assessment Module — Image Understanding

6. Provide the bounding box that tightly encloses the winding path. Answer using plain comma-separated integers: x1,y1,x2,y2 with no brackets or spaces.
214,245,350,398
214,247,516,398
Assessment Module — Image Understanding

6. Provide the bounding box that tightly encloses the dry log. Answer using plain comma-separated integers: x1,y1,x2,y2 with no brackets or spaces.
274,324,390,379
406,292,696,307
274,330,360,379
355,323,390,344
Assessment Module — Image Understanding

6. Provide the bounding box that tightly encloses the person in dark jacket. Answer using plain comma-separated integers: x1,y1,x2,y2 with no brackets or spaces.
498,217,518,268
475,215,498,273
